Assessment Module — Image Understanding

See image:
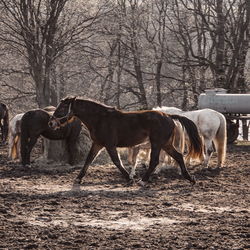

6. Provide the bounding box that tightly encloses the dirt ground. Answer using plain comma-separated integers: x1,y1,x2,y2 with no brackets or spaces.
0,142,249,250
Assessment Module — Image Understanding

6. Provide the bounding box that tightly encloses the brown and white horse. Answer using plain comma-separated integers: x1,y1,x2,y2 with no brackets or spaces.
8,113,24,161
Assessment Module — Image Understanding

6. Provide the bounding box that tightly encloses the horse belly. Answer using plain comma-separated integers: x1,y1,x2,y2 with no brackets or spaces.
199,116,220,138
116,129,149,147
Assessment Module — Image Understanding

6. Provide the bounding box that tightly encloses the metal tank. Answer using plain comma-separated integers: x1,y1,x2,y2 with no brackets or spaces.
198,89,250,143
198,89,250,114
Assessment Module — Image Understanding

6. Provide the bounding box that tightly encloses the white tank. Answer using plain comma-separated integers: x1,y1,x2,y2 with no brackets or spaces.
198,89,250,114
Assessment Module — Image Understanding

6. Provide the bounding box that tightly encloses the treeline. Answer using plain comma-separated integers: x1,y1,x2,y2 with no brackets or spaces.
0,0,249,113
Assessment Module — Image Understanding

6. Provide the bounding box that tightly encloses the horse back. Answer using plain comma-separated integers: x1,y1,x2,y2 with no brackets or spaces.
22,109,51,132
21,108,81,140
97,110,175,147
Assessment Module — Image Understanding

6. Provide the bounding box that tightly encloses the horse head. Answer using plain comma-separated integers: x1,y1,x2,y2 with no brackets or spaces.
49,96,76,129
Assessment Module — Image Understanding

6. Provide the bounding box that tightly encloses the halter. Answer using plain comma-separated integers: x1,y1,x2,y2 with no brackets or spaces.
52,102,75,128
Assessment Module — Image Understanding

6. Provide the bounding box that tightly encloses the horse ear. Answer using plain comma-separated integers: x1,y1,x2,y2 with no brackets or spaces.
68,96,76,110
61,96,76,103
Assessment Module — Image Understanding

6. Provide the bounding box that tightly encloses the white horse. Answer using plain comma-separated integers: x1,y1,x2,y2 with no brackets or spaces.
128,120,186,178
8,113,24,161
154,107,227,168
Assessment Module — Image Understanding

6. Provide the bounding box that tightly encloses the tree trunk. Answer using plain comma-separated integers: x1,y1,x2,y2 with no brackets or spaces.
155,60,162,107
215,0,225,88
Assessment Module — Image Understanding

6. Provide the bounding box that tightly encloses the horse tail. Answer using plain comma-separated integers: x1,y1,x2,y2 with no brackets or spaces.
11,135,20,160
3,105,9,142
214,113,227,167
170,114,203,161
8,132,17,160
173,120,185,154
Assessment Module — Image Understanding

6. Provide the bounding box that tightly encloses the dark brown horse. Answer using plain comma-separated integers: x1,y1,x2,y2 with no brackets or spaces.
49,96,203,185
0,102,9,144
21,106,82,166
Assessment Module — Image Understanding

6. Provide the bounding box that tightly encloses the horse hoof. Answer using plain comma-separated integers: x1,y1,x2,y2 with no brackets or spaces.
24,164,31,169
190,176,196,185
137,180,147,187
129,174,135,180
73,178,81,185
71,182,81,191
125,179,134,187
128,178,134,184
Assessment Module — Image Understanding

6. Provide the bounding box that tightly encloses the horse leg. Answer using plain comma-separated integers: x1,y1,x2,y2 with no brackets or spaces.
66,125,81,165
2,125,8,144
141,144,161,182
162,145,195,184
66,138,76,165
0,124,3,143
21,136,38,166
127,147,134,165
203,138,214,168
128,146,140,179
16,135,21,161
8,133,14,159
106,147,130,181
154,150,166,174
75,143,103,184
184,140,191,166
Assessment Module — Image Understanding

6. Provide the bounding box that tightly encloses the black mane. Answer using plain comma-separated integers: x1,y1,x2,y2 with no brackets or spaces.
64,96,118,112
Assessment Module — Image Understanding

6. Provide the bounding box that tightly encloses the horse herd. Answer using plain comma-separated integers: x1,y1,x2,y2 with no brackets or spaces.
0,97,227,186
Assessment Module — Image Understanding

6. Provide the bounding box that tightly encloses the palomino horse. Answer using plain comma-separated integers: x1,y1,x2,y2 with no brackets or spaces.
8,113,24,160
0,102,9,144
49,96,203,185
20,106,82,166
128,120,185,178
154,107,227,168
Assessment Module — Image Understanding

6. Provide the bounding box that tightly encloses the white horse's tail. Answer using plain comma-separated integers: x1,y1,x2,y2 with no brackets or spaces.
214,113,227,167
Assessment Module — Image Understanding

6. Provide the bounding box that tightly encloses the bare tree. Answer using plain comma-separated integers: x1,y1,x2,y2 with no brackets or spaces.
0,0,104,107
140,0,170,107
116,0,148,109
163,0,250,109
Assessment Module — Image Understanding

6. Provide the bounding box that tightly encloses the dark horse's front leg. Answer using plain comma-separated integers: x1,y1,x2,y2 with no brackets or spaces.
106,147,131,181
75,143,103,184
66,137,76,165
66,123,81,165
21,136,38,166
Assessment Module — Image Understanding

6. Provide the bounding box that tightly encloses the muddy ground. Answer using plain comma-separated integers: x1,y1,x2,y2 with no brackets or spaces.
0,142,249,250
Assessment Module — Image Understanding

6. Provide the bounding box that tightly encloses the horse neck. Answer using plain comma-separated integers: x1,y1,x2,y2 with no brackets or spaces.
73,100,106,129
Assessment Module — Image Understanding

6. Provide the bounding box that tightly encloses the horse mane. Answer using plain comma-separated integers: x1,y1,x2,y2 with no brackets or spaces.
43,106,56,116
153,106,183,113
43,106,56,112
69,96,118,113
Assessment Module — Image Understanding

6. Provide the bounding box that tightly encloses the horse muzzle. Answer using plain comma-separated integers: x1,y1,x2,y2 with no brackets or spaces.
48,118,61,130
